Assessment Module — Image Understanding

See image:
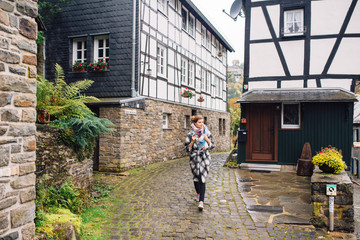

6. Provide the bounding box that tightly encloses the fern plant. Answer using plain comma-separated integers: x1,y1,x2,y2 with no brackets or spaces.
36,63,99,120
53,115,115,161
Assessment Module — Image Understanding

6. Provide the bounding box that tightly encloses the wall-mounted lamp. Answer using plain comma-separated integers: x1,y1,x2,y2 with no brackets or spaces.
142,60,152,76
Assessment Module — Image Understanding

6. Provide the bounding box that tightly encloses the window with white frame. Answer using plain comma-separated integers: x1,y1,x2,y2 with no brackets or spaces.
184,115,190,129
157,45,166,77
73,38,87,63
206,31,211,49
284,9,304,36
188,61,194,86
206,71,210,92
188,14,194,36
162,114,170,129
212,75,216,96
201,68,205,91
181,58,187,84
94,35,109,63
158,0,167,14
282,103,300,129
217,77,221,96
181,8,187,30
201,26,206,46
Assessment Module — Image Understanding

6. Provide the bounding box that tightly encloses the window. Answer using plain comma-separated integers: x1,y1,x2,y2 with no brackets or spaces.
201,69,205,91
162,114,169,129
73,38,87,63
158,0,166,14
219,118,225,135
188,14,194,36
222,119,226,135
188,61,194,86
282,103,300,129
201,26,206,46
206,31,211,49
181,8,187,30
94,35,109,63
206,71,210,92
184,115,190,128
218,78,221,96
284,9,304,36
181,58,187,84
157,45,166,77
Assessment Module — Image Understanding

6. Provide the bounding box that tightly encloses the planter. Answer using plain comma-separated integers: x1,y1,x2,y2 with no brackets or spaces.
181,93,189,98
72,68,86,72
319,164,335,174
197,98,204,102
37,109,50,124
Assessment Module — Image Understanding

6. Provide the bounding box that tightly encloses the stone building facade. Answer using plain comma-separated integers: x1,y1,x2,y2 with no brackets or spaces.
0,0,38,239
97,98,230,172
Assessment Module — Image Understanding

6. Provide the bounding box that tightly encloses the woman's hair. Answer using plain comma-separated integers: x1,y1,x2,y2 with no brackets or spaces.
191,115,204,123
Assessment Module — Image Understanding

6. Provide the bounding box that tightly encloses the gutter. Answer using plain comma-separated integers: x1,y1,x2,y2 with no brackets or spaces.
131,0,137,98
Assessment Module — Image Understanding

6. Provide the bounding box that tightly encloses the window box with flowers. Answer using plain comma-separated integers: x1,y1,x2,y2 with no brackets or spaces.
181,88,195,99
312,146,347,174
72,60,87,72
88,58,109,72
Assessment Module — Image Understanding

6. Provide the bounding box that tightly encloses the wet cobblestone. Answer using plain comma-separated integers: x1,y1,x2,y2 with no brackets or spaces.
103,153,353,239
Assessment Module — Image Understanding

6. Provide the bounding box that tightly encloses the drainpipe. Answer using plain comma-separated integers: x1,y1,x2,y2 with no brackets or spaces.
131,0,137,98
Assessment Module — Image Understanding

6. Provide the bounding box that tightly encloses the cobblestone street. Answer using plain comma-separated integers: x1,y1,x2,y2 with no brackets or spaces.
102,153,355,239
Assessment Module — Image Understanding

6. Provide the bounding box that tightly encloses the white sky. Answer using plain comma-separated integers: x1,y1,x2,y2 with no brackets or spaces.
191,0,246,65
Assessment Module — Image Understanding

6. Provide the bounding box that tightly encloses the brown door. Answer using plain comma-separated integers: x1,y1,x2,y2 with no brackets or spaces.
248,104,277,162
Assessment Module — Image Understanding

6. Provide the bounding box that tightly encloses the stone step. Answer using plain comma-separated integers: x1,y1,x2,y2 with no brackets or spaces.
240,163,281,172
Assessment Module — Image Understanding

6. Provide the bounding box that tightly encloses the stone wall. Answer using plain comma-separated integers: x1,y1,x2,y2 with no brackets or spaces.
36,125,93,189
311,167,354,232
99,98,231,171
0,0,38,239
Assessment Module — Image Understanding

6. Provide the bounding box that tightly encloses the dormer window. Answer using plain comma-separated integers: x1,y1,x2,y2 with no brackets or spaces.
283,9,304,36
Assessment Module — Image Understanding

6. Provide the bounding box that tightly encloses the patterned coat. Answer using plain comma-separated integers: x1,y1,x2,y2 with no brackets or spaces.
184,128,215,183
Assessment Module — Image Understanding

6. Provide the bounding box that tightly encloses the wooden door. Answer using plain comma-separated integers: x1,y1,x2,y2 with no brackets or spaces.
248,104,276,162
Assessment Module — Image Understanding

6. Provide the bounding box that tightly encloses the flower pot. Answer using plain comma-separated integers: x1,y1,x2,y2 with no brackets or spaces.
37,109,50,124
197,98,204,102
72,68,86,72
319,164,335,174
182,93,189,98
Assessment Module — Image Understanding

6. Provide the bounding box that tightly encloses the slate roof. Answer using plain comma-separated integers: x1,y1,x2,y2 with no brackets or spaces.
237,88,357,103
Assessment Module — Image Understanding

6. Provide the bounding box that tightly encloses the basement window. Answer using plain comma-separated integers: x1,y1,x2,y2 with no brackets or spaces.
281,103,300,129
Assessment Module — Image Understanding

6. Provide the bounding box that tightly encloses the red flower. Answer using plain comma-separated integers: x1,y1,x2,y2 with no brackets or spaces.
103,62,106,65
79,64,82,66
185,88,188,90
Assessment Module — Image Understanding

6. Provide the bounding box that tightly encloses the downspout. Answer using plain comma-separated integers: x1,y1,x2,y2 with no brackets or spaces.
131,0,137,98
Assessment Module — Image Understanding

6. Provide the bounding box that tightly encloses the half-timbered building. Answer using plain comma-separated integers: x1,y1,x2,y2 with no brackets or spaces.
44,0,234,171
237,0,360,168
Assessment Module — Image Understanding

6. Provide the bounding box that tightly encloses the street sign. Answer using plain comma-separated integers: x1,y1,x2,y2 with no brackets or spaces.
326,184,337,196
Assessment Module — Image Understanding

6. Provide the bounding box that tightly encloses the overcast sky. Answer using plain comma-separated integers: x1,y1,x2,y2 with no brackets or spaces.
191,0,246,65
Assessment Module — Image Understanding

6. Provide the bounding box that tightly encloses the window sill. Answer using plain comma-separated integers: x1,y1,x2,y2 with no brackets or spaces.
280,128,301,131
163,128,173,130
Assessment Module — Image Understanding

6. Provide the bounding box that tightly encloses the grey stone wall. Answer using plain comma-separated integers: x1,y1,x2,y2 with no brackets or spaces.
99,98,231,172
0,0,38,239
36,125,93,189
311,167,354,232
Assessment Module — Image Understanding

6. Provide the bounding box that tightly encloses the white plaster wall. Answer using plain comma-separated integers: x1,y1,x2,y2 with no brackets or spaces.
346,0,360,34
281,80,303,89
168,85,174,101
150,9,157,28
328,38,360,75
280,40,304,76
149,79,157,97
142,76,149,96
310,38,336,75
168,48,174,66
311,0,351,36
158,80,167,99
267,5,280,38
248,81,277,90
307,80,317,88
168,67,175,84
321,79,352,91
249,43,284,77
250,7,272,40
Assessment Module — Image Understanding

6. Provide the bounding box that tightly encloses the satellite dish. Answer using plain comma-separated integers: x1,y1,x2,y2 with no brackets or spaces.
229,0,242,19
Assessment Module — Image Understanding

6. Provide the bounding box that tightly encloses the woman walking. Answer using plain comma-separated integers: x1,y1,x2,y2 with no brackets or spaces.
184,115,214,211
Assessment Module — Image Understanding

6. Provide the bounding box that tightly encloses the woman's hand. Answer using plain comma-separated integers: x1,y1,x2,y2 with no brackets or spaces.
191,134,197,142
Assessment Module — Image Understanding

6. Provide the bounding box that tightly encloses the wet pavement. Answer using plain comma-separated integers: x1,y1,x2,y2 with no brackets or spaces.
103,153,356,239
